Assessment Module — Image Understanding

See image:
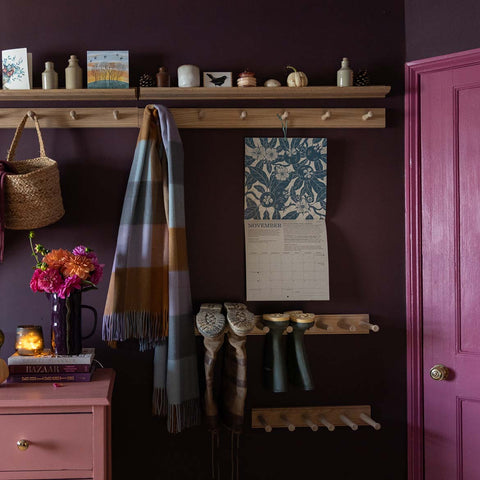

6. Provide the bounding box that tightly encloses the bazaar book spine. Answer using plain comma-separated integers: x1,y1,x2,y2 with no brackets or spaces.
9,364,92,374
7,371,94,383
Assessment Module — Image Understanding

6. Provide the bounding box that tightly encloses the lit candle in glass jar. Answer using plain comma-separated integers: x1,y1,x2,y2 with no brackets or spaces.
15,326,44,356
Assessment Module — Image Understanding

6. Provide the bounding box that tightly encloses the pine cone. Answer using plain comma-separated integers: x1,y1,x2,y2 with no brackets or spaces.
139,73,155,87
354,70,370,87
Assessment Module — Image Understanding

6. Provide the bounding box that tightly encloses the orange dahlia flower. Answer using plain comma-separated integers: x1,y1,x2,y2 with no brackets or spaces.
43,249,73,270
62,255,95,280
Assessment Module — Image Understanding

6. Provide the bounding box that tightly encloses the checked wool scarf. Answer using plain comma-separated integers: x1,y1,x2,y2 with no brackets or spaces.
103,105,200,433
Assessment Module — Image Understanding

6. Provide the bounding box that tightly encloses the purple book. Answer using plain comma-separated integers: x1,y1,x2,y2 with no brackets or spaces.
7,369,94,383
9,364,92,374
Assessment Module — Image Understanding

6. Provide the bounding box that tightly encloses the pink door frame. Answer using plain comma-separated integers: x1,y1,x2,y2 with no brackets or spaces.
405,47,480,480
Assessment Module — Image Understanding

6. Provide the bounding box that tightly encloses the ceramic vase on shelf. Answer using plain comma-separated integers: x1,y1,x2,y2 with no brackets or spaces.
65,55,83,89
42,62,58,89
177,64,200,87
156,66,170,87
50,291,97,355
337,57,353,87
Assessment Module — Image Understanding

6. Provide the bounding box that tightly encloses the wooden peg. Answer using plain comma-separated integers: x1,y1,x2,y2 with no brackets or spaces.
339,414,358,431
113,110,120,120
257,415,272,432
321,110,331,120
302,414,318,431
319,415,335,431
240,110,247,120
280,414,295,431
27,110,36,119
359,320,380,332
69,110,78,120
316,319,334,332
338,318,357,332
362,110,373,121
360,413,381,430
198,110,205,120
280,110,289,121
255,321,270,333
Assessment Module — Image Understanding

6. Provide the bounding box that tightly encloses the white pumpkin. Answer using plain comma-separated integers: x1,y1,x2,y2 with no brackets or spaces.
0,358,8,384
286,65,308,87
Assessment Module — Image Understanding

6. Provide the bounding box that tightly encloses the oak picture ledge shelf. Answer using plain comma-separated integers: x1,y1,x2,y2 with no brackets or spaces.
0,86,389,128
139,85,391,100
0,85,390,102
0,88,137,101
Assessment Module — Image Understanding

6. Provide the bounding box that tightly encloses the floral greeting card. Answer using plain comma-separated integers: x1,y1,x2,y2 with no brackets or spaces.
2,48,31,89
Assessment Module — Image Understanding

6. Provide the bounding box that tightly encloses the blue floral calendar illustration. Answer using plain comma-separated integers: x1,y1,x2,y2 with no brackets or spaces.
244,137,329,301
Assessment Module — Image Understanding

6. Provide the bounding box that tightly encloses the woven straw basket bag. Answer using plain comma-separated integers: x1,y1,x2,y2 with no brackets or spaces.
3,112,64,230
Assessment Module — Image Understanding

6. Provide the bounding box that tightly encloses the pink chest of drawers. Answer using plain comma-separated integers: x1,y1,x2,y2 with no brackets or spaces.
0,368,115,480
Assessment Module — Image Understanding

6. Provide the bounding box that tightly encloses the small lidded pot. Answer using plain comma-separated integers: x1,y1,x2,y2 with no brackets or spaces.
237,69,257,87
15,325,44,356
177,64,200,87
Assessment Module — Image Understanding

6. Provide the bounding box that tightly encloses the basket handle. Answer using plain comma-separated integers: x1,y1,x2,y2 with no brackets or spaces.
6,111,47,162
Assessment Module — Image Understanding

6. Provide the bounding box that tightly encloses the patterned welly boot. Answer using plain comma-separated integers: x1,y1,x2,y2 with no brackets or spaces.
196,303,226,430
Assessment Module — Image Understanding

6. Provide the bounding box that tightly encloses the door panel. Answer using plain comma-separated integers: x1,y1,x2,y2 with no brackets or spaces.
421,63,480,480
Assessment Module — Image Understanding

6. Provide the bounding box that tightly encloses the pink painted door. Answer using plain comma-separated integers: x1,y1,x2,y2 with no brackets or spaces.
421,63,480,479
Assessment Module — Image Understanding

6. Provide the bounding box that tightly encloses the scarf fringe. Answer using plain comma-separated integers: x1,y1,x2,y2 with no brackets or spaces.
102,311,168,351
153,388,201,434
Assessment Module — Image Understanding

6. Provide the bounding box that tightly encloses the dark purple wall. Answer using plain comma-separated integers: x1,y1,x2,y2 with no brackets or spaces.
0,1,406,479
405,0,480,61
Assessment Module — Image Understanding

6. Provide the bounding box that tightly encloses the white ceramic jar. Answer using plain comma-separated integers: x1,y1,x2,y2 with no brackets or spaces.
337,57,353,87
177,65,200,87
65,55,83,89
42,62,58,89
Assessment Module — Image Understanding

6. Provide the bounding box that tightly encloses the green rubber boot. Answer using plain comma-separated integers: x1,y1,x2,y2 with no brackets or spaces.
262,313,290,392
287,313,315,390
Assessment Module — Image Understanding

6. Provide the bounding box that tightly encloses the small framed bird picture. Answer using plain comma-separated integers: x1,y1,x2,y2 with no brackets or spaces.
203,71,232,87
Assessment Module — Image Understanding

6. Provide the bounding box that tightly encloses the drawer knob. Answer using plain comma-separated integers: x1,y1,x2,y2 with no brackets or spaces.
17,439,30,451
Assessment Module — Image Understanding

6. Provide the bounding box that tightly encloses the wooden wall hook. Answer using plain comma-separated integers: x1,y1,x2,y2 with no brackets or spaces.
338,318,357,332
319,415,335,431
359,413,381,430
197,109,205,120
257,415,272,432
27,110,36,119
339,414,358,431
302,414,318,431
362,110,373,121
280,110,289,121
240,110,248,120
316,319,334,332
321,110,331,120
113,110,120,120
280,414,295,431
69,110,78,120
359,320,380,332
255,321,270,333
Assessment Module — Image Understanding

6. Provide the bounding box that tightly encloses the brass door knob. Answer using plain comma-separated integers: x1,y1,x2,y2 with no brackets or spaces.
430,364,450,381
16,439,30,451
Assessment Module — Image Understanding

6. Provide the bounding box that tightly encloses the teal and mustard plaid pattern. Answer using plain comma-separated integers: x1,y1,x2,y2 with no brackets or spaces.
103,105,200,433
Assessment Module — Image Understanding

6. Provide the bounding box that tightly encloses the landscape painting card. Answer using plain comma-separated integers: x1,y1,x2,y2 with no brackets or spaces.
2,48,31,89
244,137,329,301
203,71,232,87
87,50,129,88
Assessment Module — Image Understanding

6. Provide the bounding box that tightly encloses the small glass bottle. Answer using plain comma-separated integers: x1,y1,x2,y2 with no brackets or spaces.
337,57,353,87
156,66,170,87
42,62,58,89
65,55,82,89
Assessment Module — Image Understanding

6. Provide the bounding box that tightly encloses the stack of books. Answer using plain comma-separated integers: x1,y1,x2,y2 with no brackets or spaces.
7,348,96,383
